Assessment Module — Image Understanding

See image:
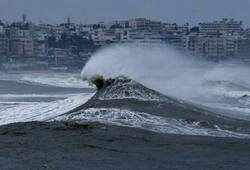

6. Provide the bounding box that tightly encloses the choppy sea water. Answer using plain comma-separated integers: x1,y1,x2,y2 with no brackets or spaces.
0,71,250,139
0,71,95,124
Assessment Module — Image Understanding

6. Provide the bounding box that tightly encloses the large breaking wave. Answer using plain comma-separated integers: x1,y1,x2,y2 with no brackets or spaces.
81,44,250,119
1,44,250,139
54,76,250,139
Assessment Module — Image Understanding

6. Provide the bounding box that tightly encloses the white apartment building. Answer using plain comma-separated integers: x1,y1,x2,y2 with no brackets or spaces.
91,29,117,45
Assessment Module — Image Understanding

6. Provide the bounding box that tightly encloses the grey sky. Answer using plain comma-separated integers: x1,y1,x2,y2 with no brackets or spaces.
1,0,250,27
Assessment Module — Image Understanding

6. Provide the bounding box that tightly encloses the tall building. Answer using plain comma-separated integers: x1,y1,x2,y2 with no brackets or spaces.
183,33,200,56
9,27,34,57
33,31,48,57
0,25,9,55
0,34,9,55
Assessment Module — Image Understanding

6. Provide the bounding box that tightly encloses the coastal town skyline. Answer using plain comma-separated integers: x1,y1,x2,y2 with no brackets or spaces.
0,15,250,28
1,0,250,26
1,16,250,71
0,16,250,56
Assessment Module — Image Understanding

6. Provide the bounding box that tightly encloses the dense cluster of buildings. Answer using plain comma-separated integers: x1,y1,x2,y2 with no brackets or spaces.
0,16,250,69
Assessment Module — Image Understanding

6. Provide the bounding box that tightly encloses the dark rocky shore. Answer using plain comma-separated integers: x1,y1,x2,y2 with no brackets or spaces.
0,121,250,170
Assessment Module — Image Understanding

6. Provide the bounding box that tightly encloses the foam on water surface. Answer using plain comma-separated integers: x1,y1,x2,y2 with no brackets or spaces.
0,93,94,126
56,108,250,139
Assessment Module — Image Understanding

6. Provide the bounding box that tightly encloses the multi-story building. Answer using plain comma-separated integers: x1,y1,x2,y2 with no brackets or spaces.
108,20,130,29
34,23,55,37
161,33,184,51
78,24,92,39
163,23,189,35
119,30,131,42
235,36,250,58
127,30,164,44
91,29,117,45
0,34,9,55
128,18,162,33
9,27,34,57
195,33,246,59
199,18,243,35
0,25,9,55
33,31,48,57
14,37,34,57
198,35,226,58
183,33,200,56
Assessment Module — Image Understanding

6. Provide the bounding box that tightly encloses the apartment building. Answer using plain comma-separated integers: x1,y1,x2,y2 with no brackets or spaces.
199,18,242,35
198,36,226,58
163,23,189,35
9,27,34,57
0,25,9,55
128,18,162,33
33,31,48,57
91,29,117,45
183,33,200,56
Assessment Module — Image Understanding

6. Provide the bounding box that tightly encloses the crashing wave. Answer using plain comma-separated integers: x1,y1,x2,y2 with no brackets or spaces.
2,74,250,138
56,76,250,138
96,76,165,101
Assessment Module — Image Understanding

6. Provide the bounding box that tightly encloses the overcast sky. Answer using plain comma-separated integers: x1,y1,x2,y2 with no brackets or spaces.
1,0,250,27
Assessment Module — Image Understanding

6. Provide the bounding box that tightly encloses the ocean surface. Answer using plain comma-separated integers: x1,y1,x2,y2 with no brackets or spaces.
0,71,95,125
0,70,250,139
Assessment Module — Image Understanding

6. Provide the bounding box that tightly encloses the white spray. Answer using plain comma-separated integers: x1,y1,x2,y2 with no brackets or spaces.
82,44,250,99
